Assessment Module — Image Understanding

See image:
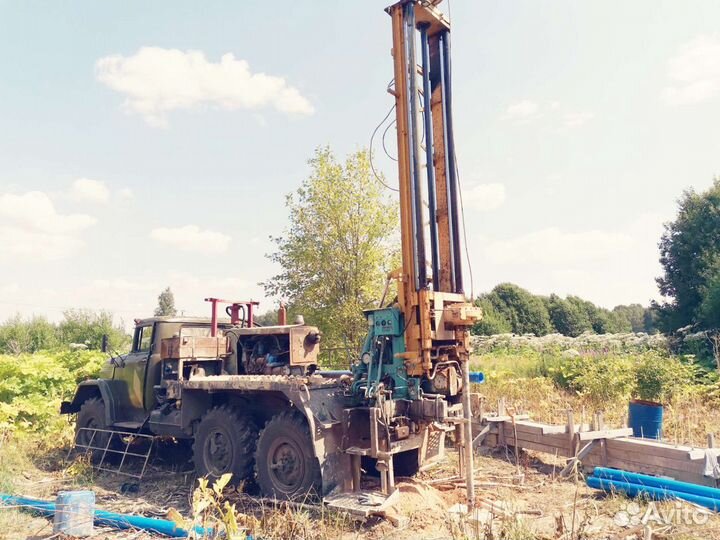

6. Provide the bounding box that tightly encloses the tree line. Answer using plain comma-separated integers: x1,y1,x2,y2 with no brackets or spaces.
0,310,129,355
474,283,657,337
0,288,175,354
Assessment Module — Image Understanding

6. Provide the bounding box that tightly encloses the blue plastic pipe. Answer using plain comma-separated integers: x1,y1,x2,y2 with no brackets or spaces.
0,494,209,538
469,372,485,384
593,467,720,502
587,476,720,512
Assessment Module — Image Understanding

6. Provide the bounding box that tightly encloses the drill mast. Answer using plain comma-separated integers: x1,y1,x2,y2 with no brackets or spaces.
386,0,480,378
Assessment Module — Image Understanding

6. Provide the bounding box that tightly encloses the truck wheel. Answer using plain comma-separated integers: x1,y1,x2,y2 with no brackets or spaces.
255,411,321,500
75,397,119,464
193,405,258,482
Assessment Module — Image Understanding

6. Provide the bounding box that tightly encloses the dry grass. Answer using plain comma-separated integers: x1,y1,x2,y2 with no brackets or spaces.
473,352,720,448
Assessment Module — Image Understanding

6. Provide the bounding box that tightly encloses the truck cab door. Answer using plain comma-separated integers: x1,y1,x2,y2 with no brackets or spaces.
113,323,154,423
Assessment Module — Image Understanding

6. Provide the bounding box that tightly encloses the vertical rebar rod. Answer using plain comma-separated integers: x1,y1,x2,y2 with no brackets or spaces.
419,23,440,291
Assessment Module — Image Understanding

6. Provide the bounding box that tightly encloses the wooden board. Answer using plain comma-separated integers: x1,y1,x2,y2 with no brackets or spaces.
578,428,633,441
607,438,704,460
482,417,715,488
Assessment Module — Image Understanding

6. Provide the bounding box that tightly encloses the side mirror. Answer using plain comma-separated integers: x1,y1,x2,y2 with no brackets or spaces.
101,334,109,353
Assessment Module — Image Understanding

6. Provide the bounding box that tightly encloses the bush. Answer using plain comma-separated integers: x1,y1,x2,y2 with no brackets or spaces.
0,311,130,355
57,309,129,351
573,355,636,410
542,350,698,409
0,350,106,433
634,353,696,404
0,315,58,354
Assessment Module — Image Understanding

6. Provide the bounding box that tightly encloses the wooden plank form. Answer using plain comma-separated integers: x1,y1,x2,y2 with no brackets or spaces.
478,410,717,487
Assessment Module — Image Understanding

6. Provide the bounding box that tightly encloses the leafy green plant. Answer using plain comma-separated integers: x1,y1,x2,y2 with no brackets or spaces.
0,350,106,435
574,355,636,410
170,474,257,539
634,353,696,404
544,353,588,390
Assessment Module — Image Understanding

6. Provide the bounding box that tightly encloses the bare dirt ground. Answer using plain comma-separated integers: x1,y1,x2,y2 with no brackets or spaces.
3,441,720,540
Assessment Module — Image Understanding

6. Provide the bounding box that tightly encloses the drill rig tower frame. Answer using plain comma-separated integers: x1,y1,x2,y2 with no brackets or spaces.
351,0,482,505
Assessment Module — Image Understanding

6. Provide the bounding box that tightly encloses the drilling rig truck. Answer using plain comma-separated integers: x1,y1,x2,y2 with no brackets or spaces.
61,0,481,511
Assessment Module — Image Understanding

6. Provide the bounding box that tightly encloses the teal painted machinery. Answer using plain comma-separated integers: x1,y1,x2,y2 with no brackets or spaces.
350,307,421,402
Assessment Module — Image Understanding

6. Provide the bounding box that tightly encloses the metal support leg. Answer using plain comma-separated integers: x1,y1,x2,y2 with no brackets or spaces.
461,360,475,507
377,459,389,494
351,454,361,492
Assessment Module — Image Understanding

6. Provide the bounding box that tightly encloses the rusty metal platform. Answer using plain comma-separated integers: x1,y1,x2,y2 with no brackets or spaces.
324,488,400,518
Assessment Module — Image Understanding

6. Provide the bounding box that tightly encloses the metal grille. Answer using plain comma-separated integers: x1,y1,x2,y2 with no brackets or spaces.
425,430,443,461
69,428,154,480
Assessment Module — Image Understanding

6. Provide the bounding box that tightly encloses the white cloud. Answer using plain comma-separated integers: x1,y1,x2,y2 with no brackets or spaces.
0,191,95,234
463,183,506,211
70,178,110,204
150,225,231,254
96,47,315,127
472,214,668,307
562,111,595,128
484,227,633,265
662,34,720,105
0,191,96,261
504,100,541,122
0,227,84,261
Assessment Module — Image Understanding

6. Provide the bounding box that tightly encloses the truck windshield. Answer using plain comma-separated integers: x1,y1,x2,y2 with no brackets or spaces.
137,325,154,352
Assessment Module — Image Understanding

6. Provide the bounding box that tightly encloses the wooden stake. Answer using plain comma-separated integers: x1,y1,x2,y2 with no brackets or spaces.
566,410,575,445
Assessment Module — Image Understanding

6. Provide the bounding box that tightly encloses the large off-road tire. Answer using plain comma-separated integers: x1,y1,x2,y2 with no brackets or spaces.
255,411,321,500
75,397,120,464
193,405,258,483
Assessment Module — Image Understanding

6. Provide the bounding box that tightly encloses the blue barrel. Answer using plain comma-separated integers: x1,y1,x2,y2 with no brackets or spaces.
628,400,663,439
469,372,485,384
53,490,95,537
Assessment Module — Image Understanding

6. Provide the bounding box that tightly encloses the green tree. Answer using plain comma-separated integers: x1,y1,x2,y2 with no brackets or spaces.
565,296,630,334
154,287,177,317
486,283,552,336
263,147,398,351
57,310,129,351
656,178,720,331
472,296,512,335
253,308,282,326
643,307,659,334
0,314,58,354
698,264,720,330
548,294,591,337
612,304,646,333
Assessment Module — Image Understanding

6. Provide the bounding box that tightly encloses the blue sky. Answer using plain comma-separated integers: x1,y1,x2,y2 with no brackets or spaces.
1,0,719,325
